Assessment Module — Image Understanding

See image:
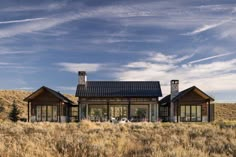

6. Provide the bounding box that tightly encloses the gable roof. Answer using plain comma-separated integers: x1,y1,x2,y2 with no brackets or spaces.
24,86,73,103
160,86,214,105
76,81,162,97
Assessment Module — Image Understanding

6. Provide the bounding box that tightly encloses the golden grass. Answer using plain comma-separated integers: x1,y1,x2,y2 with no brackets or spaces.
0,120,235,157
215,103,236,121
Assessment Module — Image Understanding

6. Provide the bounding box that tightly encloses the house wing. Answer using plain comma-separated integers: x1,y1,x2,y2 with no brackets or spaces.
24,86,73,103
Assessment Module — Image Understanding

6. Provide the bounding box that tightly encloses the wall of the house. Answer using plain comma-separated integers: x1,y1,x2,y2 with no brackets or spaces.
30,91,66,122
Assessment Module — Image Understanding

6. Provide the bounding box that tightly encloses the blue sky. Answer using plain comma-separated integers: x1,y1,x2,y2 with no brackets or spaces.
0,0,236,102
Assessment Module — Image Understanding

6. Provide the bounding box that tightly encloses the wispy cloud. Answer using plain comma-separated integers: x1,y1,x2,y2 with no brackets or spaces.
0,18,47,24
188,53,233,64
1,2,67,12
182,20,231,35
0,62,15,65
57,63,102,73
113,52,236,96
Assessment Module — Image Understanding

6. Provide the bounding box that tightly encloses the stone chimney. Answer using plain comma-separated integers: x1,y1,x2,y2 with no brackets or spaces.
170,80,179,122
170,80,179,100
78,71,87,85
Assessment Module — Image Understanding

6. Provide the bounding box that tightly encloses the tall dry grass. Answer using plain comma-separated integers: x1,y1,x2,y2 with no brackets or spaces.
0,120,235,157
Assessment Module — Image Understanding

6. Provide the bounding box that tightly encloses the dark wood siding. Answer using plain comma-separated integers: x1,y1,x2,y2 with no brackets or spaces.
178,91,207,104
31,91,61,105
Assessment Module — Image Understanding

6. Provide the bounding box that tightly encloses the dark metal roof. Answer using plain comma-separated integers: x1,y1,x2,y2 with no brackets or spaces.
76,81,162,97
24,86,73,103
160,86,214,105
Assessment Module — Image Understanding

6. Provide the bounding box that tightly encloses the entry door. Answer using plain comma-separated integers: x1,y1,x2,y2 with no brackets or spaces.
110,105,128,120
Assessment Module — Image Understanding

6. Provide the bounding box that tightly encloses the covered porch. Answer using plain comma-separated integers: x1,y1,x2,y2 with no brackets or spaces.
78,98,159,122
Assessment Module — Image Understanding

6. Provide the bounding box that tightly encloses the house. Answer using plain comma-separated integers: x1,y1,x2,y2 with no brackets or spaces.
159,80,215,122
24,86,76,122
76,71,162,122
24,71,215,122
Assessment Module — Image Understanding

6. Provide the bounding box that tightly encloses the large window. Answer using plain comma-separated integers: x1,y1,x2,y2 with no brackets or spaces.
88,105,107,122
180,105,202,122
130,105,149,122
36,105,58,122
159,106,168,122
110,105,128,120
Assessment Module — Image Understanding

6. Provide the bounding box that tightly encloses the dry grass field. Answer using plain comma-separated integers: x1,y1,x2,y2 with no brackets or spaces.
215,103,236,121
0,120,235,157
0,90,236,157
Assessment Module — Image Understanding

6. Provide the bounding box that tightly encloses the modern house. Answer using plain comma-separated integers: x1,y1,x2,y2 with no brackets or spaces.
24,71,215,122
24,86,76,122
159,80,215,122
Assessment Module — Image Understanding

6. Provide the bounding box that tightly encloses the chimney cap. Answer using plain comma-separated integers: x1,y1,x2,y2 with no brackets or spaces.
78,71,86,75
171,80,179,84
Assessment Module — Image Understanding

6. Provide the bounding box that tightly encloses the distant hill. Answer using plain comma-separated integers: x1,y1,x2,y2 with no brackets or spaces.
0,90,235,121
0,90,77,120
215,103,236,121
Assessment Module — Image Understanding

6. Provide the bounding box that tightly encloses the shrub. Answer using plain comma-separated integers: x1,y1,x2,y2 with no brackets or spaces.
8,100,21,122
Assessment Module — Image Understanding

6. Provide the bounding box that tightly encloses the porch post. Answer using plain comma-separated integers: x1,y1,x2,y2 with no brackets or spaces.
27,101,30,122
177,100,179,122
78,101,80,122
59,102,61,122
208,100,210,122
107,101,110,121
67,103,70,122
156,103,159,122
86,104,89,119
149,104,151,122
128,99,131,120
78,101,82,122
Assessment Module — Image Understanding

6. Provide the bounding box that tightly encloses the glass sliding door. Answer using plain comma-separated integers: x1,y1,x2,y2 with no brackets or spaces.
52,105,58,121
35,105,58,122
110,105,128,120
88,105,108,122
186,106,190,121
130,105,149,122
180,106,185,121
196,106,201,121
180,105,202,122
47,106,52,121
191,106,197,121
36,106,41,121
41,106,47,121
